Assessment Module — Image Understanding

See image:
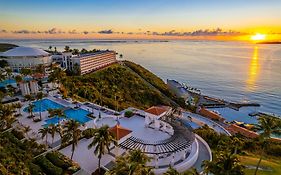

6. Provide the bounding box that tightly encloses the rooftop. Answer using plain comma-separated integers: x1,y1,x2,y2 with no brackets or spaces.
1,46,50,57
109,124,132,140
72,50,115,59
145,106,170,116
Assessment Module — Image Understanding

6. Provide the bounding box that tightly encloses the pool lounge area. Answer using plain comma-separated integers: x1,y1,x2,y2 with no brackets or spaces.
24,98,92,126
44,108,92,126
24,99,65,112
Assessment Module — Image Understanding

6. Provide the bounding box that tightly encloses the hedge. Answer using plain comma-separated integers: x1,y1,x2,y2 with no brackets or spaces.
124,110,134,118
28,162,45,175
34,156,63,175
46,152,71,169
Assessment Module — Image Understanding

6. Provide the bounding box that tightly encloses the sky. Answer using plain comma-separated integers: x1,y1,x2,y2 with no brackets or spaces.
0,0,281,40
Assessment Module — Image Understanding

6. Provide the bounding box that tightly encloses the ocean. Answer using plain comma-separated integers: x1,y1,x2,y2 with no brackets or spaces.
1,39,280,117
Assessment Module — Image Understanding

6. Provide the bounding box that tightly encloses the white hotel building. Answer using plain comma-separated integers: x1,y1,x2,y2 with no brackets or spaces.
52,50,117,75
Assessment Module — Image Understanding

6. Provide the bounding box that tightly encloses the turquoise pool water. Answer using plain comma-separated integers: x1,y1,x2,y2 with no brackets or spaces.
24,99,64,112
0,77,34,87
44,108,91,126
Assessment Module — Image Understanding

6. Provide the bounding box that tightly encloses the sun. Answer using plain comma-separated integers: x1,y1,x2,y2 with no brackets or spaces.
251,33,266,41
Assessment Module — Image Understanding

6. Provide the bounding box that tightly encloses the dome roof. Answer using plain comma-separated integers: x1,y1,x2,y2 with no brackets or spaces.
1,46,50,57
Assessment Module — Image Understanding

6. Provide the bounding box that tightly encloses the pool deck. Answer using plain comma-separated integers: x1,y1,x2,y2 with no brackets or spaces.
13,95,212,174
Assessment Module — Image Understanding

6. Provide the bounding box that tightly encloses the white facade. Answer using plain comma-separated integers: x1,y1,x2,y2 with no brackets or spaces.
29,80,39,94
1,47,52,72
72,51,117,75
19,82,30,96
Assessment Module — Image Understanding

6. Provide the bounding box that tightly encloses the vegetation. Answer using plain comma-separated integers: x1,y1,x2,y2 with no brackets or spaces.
124,110,134,118
124,61,186,107
0,132,46,174
107,149,154,175
0,43,18,52
194,120,281,175
62,120,82,160
253,115,281,175
62,64,170,110
88,125,117,174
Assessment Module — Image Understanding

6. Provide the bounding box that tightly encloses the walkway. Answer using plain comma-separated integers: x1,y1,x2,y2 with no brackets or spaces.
191,137,211,172
183,111,231,136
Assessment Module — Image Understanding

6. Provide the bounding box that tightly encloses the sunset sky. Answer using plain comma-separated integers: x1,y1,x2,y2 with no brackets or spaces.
0,0,281,41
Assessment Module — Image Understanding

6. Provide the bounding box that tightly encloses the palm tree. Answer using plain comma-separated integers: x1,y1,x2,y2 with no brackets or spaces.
22,125,31,139
13,102,22,116
27,103,35,121
15,75,23,85
107,149,152,175
62,120,82,160
254,116,281,175
48,108,66,124
164,166,180,175
48,124,57,144
24,94,33,105
38,127,49,145
49,45,52,51
202,150,245,175
64,46,70,52
36,92,44,120
88,125,117,174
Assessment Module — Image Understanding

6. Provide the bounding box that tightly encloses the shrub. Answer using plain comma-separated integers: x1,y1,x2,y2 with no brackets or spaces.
46,152,71,169
28,162,44,175
34,156,63,175
124,110,134,118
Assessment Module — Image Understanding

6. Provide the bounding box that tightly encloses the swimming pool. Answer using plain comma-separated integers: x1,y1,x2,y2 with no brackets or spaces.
24,99,64,112
44,108,91,126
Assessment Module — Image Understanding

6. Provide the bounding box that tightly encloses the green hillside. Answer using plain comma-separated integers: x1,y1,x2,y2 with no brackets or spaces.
0,43,18,52
62,64,170,111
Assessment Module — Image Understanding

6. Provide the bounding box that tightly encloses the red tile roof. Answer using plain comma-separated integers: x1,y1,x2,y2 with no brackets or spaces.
145,106,169,116
109,125,132,140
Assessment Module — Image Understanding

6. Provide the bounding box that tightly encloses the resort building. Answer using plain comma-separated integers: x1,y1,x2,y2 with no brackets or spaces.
0,46,52,72
19,82,30,96
29,80,39,94
19,80,39,95
52,50,117,75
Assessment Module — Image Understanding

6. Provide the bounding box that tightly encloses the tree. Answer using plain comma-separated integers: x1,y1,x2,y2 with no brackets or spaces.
36,92,44,120
22,125,31,139
48,108,66,124
0,104,15,130
64,46,70,52
254,116,281,175
15,75,23,84
24,94,33,105
48,124,57,144
88,125,117,174
27,103,35,121
164,166,181,175
202,150,245,175
0,60,8,68
13,102,22,116
20,68,32,76
49,46,52,51
62,120,82,160
38,127,49,145
119,54,123,59
107,149,152,175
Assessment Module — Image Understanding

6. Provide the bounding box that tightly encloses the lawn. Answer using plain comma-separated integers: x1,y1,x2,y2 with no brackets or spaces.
239,155,281,175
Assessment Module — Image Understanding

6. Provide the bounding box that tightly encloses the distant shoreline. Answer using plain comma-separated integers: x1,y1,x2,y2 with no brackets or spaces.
257,41,281,44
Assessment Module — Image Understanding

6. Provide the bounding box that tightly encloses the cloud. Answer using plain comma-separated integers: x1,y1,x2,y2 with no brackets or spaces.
83,31,89,35
12,29,36,34
0,29,7,33
98,29,114,34
149,28,241,36
68,29,78,34
44,28,65,34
